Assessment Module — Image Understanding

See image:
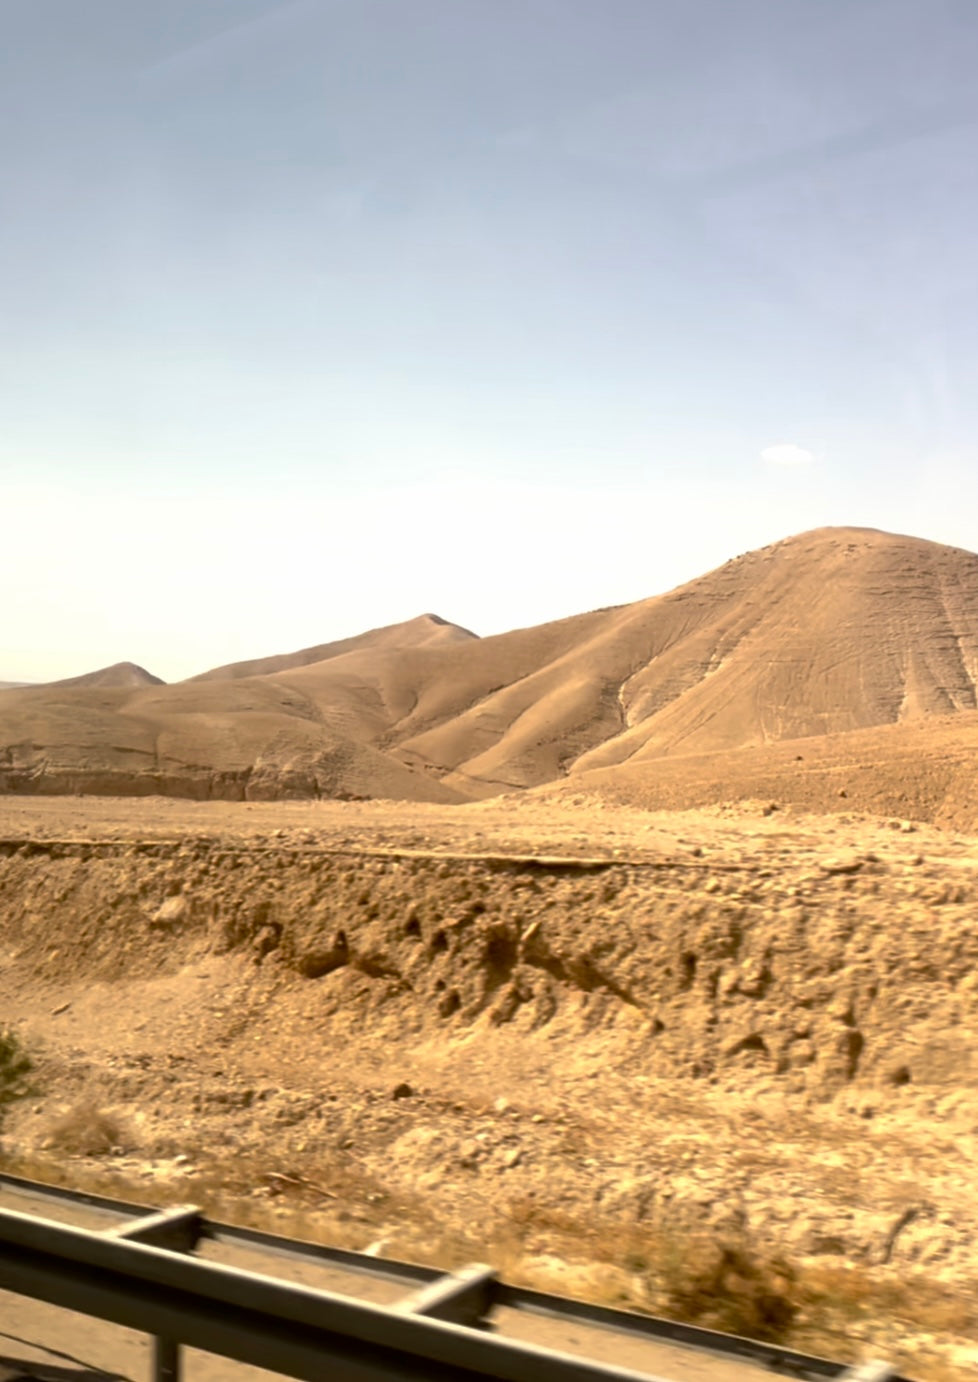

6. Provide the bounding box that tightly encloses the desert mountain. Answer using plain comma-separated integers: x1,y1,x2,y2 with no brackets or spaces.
0,618,472,802
189,613,476,682
38,662,165,690
2,527,978,804
256,526,978,795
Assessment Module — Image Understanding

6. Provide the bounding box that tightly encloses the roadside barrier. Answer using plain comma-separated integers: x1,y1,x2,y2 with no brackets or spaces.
0,1172,904,1382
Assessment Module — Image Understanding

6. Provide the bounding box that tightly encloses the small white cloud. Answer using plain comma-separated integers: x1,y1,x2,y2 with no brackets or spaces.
760,442,815,466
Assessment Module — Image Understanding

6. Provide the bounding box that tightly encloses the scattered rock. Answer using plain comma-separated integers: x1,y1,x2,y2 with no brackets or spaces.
818,855,863,875
459,1138,482,1169
391,1081,414,1101
150,895,189,927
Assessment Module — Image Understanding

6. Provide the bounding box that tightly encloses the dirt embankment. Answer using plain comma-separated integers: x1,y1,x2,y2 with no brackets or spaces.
1,802,977,1378
2,834,975,1096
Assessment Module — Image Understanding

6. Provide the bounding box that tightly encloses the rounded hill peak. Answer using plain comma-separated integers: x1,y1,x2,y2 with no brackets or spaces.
46,662,165,690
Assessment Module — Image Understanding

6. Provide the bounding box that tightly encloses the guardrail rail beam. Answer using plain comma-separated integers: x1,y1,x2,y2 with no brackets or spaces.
0,1176,911,1382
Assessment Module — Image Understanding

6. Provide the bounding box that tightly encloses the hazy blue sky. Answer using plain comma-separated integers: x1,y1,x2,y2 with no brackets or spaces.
4,0,977,681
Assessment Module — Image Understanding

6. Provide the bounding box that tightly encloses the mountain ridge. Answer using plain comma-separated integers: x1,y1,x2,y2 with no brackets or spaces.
2,526,978,806
28,662,165,691
187,613,477,683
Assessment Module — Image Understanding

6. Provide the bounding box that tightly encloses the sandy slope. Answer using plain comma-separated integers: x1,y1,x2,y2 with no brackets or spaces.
537,710,978,833
378,526,978,790
0,621,468,803
41,661,165,690
187,612,477,682
3,527,978,802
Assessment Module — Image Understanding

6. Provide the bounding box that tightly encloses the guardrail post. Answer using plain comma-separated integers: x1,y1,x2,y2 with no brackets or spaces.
394,1264,497,1327
108,1207,198,1382
153,1334,180,1382
107,1206,204,1253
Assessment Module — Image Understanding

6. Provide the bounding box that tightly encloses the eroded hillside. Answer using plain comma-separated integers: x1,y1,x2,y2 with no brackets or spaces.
3,527,978,802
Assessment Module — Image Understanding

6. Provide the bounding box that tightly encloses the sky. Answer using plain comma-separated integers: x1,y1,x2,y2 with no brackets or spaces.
3,0,978,682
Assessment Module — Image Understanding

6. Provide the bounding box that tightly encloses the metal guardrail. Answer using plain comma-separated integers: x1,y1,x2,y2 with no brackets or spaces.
0,1172,907,1382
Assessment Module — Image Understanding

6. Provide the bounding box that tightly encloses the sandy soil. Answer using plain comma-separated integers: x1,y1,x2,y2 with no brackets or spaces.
1,795,976,1380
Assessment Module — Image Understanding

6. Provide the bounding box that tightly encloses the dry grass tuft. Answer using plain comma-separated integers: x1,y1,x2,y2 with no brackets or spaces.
44,1102,130,1157
656,1234,797,1342
798,1260,978,1338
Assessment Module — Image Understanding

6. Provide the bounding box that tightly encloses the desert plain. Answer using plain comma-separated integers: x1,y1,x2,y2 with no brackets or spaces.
1,528,977,1380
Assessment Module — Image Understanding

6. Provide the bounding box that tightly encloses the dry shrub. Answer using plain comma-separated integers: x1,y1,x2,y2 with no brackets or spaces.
0,1028,32,1110
45,1101,129,1156
659,1235,797,1343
